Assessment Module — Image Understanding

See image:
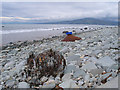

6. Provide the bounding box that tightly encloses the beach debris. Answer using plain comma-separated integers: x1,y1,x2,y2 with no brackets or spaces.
24,49,66,88
62,35,81,42
62,32,81,42
66,32,72,35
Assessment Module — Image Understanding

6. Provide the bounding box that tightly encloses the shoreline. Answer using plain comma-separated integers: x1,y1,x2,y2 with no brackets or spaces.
1,26,108,49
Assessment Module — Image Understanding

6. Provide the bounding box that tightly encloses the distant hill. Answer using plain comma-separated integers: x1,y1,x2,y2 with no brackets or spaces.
3,18,118,25
40,18,118,25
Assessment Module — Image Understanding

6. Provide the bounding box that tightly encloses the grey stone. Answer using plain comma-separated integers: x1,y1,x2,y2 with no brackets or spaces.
62,73,71,81
55,77,60,84
78,80,84,86
84,74,90,82
18,82,30,88
60,47,69,54
42,80,55,88
59,79,79,88
41,76,48,82
111,72,117,78
4,61,15,69
64,65,76,74
14,60,26,74
67,55,80,62
93,50,102,55
81,62,98,72
109,64,119,70
90,57,98,63
73,68,86,78
5,79,15,87
1,71,9,77
90,68,104,76
0,85,2,90
96,56,116,68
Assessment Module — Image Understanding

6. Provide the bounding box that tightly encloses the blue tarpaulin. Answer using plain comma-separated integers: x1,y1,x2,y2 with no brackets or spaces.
66,32,72,35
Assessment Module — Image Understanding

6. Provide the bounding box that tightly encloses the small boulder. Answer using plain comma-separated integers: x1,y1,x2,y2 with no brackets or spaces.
96,56,116,68
81,62,98,72
18,82,30,88
67,55,80,62
41,76,48,82
73,68,86,78
5,79,15,87
42,80,55,88
90,68,104,76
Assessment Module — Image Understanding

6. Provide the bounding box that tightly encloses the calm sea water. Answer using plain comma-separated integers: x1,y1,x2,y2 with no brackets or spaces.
1,24,106,34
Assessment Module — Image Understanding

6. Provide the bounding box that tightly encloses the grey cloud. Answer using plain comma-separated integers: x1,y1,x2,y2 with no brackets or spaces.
2,2,118,23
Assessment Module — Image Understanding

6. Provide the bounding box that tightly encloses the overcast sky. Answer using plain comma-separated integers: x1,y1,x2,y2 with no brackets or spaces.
1,2,118,23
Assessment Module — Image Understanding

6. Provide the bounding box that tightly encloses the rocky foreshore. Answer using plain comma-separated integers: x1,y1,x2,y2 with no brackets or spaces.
0,26,119,89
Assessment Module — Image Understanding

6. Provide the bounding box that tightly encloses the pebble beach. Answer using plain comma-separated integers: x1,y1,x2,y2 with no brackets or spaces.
0,26,119,89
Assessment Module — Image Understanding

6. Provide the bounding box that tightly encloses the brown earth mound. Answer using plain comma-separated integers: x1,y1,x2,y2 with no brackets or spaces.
62,35,81,42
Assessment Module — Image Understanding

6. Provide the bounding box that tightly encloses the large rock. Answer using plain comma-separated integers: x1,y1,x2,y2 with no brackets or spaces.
67,55,80,62
73,68,86,78
18,82,30,88
96,56,116,68
59,79,79,88
81,62,98,72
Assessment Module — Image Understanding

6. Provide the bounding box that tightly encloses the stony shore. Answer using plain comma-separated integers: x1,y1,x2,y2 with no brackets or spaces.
0,26,119,89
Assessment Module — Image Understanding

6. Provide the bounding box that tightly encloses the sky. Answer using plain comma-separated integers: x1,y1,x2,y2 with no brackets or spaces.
1,2,118,23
